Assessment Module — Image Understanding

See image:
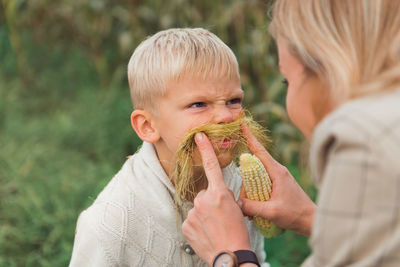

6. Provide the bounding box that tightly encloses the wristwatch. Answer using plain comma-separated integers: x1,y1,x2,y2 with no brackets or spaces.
212,250,260,267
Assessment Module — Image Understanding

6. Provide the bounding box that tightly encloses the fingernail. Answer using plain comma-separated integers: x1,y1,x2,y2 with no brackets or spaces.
237,199,243,208
195,132,203,141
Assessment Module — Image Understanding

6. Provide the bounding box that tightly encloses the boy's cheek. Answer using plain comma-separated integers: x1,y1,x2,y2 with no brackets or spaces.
192,149,202,167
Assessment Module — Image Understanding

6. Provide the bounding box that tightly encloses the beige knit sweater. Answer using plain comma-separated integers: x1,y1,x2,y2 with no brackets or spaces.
70,142,268,267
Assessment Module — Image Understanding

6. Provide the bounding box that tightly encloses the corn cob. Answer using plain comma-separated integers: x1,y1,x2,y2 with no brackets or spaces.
239,153,284,238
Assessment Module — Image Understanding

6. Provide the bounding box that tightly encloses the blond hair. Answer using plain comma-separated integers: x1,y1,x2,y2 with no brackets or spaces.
269,0,400,108
127,28,240,112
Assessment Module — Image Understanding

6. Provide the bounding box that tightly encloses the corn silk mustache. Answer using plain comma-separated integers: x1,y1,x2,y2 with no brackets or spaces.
171,112,271,203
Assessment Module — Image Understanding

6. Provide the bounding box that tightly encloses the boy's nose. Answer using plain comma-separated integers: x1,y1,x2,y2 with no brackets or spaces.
213,107,234,124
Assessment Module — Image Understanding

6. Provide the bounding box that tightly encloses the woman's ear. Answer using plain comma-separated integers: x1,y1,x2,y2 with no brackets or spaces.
130,110,160,143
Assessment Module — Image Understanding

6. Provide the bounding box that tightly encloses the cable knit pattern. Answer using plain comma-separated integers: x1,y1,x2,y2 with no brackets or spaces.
70,142,268,267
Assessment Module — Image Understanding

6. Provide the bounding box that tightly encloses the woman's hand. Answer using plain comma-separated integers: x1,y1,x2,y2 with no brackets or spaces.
239,124,316,237
182,132,251,266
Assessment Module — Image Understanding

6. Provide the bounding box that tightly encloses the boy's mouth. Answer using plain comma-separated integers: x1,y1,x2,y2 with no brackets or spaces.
213,137,238,150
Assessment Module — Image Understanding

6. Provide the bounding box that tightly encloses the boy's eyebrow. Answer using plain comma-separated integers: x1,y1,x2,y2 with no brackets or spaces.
231,89,245,100
181,88,244,101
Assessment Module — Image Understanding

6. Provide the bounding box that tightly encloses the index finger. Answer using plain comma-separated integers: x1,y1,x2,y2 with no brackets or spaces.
195,132,227,190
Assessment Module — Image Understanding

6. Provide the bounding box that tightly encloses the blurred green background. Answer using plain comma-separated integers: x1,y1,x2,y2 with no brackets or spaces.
0,0,316,266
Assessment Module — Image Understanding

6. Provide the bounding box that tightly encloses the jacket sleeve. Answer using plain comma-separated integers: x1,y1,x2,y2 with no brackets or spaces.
69,209,111,267
303,130,398,266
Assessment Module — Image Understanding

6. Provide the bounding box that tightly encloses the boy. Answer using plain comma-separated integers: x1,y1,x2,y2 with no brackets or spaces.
70,28,268,266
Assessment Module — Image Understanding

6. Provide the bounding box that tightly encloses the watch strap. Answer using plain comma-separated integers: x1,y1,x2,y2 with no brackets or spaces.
233,250,260,267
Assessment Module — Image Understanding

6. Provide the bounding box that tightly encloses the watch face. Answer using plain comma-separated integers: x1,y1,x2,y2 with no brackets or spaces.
214,253,235,267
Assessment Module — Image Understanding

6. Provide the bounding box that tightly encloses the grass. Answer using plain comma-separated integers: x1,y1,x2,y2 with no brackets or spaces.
0,80,141,266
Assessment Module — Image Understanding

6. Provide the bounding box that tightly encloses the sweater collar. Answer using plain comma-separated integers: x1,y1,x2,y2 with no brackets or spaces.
139,142,177,195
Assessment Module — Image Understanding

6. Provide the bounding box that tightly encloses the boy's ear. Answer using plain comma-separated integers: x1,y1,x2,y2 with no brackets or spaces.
130,110,160,143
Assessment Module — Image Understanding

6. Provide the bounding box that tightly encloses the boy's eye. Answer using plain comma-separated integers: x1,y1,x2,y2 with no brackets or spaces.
227,98,242,106
189,102,206,108
282,78,289,86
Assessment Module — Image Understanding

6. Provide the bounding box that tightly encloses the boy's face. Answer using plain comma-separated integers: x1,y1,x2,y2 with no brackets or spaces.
152,75,244,175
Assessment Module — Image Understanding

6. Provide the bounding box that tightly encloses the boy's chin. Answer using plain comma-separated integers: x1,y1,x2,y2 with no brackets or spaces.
192,150,234,169
216,153,234,168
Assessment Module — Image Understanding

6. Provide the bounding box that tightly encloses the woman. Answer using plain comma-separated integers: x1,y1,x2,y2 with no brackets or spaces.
182,0,400,266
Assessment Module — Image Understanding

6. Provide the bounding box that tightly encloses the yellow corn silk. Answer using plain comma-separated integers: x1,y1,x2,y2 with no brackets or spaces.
171,112,271,204
239,153,285,238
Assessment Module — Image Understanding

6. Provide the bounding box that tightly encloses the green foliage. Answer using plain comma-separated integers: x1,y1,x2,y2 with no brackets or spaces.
265,231,311,267
0,26,142,266
0,1,313,266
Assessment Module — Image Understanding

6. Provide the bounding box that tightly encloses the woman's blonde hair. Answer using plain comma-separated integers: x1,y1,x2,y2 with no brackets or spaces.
127,28,239,113
269,0,400,108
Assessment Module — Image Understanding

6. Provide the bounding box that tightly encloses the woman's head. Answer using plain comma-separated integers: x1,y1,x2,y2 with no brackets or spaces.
269,0,400,136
